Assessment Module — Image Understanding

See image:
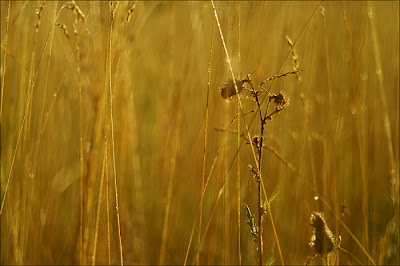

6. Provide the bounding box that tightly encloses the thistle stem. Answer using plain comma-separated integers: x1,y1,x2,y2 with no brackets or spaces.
258,178,263,266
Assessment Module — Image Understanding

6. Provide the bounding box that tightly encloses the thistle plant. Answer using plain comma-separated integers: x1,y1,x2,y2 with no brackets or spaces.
220,70,298,265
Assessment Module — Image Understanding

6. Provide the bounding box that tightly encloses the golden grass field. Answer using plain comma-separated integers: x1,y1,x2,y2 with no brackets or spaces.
1,1,399,265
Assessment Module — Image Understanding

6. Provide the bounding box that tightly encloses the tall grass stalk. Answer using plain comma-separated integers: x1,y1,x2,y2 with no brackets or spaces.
285,34,319,212
73,2,85,263
236,2,242,263
160,2,203,263
341,2,369,252
320,3,341,264
31,3,58,263
158,3,174,263
367,0,399,220
0,0,11,123
92,140,107,266
107,3,124,265
197,10,214,266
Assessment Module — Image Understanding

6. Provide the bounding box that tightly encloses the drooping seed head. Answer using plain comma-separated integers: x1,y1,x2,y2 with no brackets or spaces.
220,78,246,99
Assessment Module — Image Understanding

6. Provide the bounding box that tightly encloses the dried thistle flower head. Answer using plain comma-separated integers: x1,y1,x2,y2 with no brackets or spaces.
270,92,289,110
309,212,337,258
220,78,247,99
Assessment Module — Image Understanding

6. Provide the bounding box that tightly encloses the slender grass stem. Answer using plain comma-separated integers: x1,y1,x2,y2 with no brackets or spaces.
198,11,214,266
341,1,369,251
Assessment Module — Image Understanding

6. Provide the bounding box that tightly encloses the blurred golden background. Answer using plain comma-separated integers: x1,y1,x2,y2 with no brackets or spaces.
1,1,399,265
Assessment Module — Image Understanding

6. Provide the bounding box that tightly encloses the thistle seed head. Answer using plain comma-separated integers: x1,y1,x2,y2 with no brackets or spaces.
270,92,289,110
309,212,337,258
220,78,247,99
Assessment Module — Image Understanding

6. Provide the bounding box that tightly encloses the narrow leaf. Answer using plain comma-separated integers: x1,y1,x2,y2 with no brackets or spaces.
265,248,276,266
268,189,281,206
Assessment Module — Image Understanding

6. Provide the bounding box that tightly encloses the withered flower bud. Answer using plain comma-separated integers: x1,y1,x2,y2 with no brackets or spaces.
270,92,289,110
